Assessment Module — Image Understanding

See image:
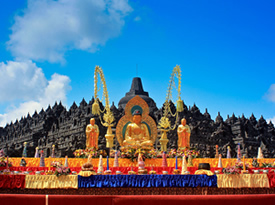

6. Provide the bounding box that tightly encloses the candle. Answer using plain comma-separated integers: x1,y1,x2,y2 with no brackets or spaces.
243,155,246,171
215,145,219,158
6,156,9,169
107,156,109,170
48,156,51,171
175,156,178,169
227,146,231,159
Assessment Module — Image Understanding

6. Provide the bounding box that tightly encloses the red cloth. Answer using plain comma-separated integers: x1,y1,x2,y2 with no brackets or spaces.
1,194,275,205
113,195,275,205
4,166,272,175
0,194,45,205
49,195,113,205
0,175,25,189
267,173,275,187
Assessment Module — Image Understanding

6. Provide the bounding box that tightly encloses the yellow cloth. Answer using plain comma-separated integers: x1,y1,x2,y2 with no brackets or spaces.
7,157,275,168
217,174,270,188
194,169,214,176
25,175,78,189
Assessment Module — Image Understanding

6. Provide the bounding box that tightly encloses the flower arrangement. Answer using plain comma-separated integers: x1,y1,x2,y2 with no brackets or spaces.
54,164,71,177
120,148,140,162
74,147,199,161
166,148,200,158
260,162,274,168
0,157,12,167
119,148,158,162
1,169,11,175
51,161,62,168
167,149,177,158
73,147,107,158
223,165,240,175
235,161,249,169
110,150,121,158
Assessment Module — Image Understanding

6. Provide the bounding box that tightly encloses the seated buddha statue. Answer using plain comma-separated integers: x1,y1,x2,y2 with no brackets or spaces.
123,110,153,149
86,118,99,149
177,118,191,149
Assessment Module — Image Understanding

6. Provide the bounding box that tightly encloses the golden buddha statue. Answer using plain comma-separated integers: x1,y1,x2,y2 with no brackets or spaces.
177,118,191,149
122,110,153,149
86,118,99,149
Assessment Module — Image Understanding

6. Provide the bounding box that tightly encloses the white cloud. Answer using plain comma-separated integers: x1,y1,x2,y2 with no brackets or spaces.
267,116,275,125
0,61,71,126
265,84,275,103
7,0,132,63
0,60,47,102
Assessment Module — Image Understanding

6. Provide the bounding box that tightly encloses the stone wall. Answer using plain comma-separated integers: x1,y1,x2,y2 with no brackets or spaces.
0,98,274,158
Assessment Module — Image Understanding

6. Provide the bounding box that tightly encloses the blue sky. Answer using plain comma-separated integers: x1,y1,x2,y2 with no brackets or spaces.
0,0,274,126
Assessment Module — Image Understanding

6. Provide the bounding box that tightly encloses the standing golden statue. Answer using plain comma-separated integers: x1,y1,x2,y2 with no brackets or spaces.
177,118,191,149
86,118,99,149
123,110,153,149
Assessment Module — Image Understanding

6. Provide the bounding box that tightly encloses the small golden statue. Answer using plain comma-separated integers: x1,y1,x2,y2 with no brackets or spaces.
123,110,153,149
86,118,99,149
177,118,191,149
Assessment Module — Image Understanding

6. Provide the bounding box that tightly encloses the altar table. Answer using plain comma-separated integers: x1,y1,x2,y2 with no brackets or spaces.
217,174,270,188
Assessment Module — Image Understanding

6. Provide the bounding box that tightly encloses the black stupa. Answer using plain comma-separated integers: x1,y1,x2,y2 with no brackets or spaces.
118,77,157,111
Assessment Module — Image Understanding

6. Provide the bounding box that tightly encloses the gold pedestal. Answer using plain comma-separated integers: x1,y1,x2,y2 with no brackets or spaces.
105,134,114,148
159,138,169,152
138,169,148,175
173,169,181,174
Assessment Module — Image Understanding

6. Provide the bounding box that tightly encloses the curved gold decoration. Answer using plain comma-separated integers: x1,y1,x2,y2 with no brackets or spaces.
116,96,157,146
158,65,184,151
92,66,115,148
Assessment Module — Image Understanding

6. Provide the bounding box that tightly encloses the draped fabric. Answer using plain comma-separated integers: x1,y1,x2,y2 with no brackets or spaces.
0,175,25,189
25,175,78,189
78,174,217,188
5,157,275,168
217,174,270,188
267,173,275,188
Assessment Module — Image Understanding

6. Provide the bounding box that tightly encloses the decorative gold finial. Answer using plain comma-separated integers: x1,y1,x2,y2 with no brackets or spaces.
158,65,183,151
93,66,115,148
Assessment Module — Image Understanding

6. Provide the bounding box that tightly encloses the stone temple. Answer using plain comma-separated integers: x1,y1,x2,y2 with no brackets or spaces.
0,77,275,158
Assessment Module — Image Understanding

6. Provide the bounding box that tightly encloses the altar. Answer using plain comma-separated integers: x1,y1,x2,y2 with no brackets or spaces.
1,66,275,205
1,157,275,192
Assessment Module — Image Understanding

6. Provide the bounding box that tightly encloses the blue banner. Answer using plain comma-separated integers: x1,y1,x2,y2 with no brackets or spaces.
78,174,217,188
